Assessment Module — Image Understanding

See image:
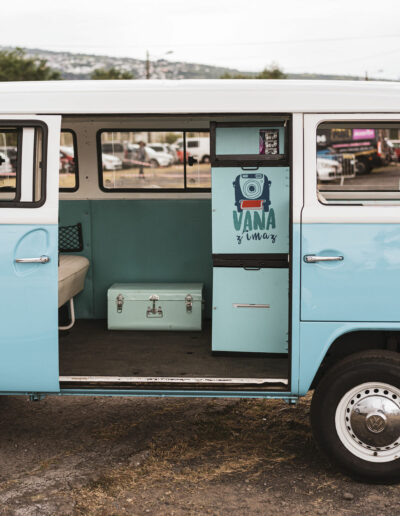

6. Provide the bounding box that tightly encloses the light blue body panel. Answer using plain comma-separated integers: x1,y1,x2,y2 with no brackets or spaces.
296,222,400,394
301,223,400,321
0,225,59,392
298,321,400,395
107,282,203,331
212,167,290,254
212,267,288,353
215,126,285,155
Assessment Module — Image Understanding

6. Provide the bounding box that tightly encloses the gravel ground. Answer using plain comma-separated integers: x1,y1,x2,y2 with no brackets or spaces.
0,394,398,515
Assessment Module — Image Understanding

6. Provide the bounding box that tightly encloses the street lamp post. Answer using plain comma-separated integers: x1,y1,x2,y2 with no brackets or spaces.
145,50,173,80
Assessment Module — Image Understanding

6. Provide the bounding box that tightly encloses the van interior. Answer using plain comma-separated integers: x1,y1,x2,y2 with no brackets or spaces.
55,114,291,391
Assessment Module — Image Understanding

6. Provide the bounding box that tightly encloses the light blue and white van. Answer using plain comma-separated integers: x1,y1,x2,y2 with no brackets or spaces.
1,79,400,482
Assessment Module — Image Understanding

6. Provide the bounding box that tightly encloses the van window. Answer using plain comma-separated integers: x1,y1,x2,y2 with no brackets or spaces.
98,130,211,191
317,122,400,205
0,123,46,207
59,130,78,191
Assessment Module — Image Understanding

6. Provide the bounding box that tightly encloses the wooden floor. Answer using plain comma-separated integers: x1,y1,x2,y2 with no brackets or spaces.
59,319,289,380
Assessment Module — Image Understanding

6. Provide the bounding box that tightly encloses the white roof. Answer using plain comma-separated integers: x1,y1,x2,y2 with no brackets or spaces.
0,79,400,114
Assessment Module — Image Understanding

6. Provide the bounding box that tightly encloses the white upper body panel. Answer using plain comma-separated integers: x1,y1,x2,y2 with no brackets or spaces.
0,79,399,114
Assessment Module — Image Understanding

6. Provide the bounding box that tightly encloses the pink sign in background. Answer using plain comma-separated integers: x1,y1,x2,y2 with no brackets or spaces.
352,129,376,140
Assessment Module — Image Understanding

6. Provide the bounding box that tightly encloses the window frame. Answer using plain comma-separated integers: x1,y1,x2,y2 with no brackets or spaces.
302,114,400,226
317,121,400,205
96,128,211,193
59,129,79,193
0,120,48,209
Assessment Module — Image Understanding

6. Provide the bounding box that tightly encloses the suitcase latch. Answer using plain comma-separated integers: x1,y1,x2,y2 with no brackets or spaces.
116,294,124,313
147,294,163,318
185,294,193,313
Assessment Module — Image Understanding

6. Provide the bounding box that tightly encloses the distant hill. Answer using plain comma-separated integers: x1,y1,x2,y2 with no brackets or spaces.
0,46,383,81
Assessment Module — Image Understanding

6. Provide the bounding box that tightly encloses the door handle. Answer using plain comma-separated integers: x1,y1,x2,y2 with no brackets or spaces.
304,255,343,263
233,303,270,309
15,255,50,264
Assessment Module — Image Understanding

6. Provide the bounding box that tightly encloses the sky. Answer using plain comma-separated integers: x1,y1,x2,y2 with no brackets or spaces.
1,0,400,79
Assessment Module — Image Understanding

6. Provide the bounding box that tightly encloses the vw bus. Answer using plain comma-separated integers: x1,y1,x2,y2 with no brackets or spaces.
1,79,400,483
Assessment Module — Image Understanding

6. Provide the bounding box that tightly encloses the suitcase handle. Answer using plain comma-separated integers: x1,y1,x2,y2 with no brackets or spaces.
147,295,164,318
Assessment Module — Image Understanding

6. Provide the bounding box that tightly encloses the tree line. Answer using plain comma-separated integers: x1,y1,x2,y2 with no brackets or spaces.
0,47,286,81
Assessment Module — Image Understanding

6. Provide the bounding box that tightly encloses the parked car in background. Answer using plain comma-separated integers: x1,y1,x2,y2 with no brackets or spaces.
125,143,173,168
102,142,125,162
59,145,75,173
148,143,178,163
317,156,342,182
317,151,356,182
175,137,210,163
387,139,400,161
4,147,17,172
0,151,13,175
102,153,123,171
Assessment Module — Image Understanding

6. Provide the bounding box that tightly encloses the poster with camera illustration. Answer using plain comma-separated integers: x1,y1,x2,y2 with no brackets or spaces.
259,129,279,155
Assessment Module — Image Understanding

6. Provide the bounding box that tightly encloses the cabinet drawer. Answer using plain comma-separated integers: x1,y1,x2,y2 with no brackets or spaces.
212,267,288,353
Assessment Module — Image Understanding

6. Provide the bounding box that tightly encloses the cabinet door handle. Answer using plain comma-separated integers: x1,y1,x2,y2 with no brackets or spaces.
233,303,270,309
304,255,343,263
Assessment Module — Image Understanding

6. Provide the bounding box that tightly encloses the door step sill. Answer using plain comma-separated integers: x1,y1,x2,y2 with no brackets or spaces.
59,375,288,390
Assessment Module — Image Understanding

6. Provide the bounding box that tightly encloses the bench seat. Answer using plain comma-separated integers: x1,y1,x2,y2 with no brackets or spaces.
58,255,90,308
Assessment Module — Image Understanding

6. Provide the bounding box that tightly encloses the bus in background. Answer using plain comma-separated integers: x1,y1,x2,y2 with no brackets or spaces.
317,126,395,174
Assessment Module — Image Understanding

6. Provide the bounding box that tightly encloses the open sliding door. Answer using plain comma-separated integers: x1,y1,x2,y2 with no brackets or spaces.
0,115,61,392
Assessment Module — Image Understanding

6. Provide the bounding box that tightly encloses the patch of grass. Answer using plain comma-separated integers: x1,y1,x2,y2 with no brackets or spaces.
74,396,314,512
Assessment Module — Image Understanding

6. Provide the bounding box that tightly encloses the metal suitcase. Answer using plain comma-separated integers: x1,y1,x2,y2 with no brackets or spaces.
107,283,203,331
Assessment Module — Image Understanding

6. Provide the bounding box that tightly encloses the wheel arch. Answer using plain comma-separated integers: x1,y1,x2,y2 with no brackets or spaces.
309,329,400,391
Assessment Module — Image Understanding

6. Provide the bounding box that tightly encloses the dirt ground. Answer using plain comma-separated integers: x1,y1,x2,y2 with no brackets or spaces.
0,394,398,515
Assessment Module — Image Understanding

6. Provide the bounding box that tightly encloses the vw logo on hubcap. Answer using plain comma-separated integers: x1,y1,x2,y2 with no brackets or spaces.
365,412,387,434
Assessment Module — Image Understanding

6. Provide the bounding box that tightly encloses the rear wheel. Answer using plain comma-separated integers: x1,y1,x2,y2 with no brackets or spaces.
311,350,400,483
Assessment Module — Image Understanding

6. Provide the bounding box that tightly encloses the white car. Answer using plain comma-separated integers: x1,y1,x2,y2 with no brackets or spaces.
0,151,12,174
126,143,173,167
148,143,178,164
102,153,123,171
317,156,342,182
175,136,210,163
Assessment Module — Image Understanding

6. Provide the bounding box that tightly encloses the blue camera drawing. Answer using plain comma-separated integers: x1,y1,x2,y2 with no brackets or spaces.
233,173,271,213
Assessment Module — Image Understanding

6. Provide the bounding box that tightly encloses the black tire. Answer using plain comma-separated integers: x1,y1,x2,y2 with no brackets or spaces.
201,155,210,164
356,161,369,174
149,159,159,168
311,350,400,484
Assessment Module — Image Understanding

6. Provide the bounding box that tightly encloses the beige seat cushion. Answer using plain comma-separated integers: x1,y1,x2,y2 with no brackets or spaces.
58,255,90,308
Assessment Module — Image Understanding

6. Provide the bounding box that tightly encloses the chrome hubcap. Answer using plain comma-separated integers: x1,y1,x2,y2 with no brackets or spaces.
348,388,400,449
336,383,400,462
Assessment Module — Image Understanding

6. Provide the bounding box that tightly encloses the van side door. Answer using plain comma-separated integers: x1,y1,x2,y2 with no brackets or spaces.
0,115,61,392
301,114,400,322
